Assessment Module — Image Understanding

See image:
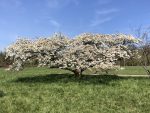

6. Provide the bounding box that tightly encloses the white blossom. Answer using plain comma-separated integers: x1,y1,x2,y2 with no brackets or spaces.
5,33,139,75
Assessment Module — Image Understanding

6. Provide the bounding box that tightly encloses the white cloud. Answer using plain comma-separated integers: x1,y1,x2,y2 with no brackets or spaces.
46,0,79,8
49,19,60,28
90,17,112,27
96,9,119,15
33,17,61,31
90,7,119,27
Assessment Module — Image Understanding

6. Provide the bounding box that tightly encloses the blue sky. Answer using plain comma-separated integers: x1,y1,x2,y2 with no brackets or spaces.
0,0,150,51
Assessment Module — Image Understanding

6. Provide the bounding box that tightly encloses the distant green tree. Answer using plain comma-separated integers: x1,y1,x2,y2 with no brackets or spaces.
0,51,12,67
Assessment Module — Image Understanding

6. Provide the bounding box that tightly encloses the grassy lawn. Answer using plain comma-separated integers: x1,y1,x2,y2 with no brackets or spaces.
0,67,150,113
86,66,149,75
116,66,149,75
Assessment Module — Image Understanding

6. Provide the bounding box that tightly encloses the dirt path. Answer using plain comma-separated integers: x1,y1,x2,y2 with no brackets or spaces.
91,74,149,77
118,75,149,77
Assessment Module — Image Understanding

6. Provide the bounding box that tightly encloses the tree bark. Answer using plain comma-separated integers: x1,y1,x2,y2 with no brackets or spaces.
63,67,85,78
73,68,82,77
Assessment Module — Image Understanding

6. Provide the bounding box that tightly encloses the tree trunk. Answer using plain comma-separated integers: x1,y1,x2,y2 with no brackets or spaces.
145,54,150,65
63,67,85,78
139,61,150,77
142,65,150,77
73,68,82,77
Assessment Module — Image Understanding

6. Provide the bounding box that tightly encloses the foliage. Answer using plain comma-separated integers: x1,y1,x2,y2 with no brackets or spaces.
5,33,139,76
0,52,12,67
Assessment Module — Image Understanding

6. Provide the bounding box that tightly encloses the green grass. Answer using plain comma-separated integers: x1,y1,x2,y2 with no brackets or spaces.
0,67,150,113
116,66,149,75
86,66,149,75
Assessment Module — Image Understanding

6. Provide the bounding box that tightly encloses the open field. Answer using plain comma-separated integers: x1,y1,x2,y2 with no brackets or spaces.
0,67,150,113
86,66,149,75
116,66,149,75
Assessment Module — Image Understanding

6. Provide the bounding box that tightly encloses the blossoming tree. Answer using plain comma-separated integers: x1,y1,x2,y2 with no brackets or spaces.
5,33,139,76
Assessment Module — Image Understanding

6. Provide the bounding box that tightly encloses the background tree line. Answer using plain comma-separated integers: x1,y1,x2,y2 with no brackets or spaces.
0,52,11,67
0,51,38,67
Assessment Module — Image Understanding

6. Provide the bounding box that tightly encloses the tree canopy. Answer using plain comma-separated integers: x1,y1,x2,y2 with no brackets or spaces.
5,33,139,76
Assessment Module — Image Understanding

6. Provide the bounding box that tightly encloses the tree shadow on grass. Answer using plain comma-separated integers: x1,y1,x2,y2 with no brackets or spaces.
0,90,6,97
14,74,149,85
